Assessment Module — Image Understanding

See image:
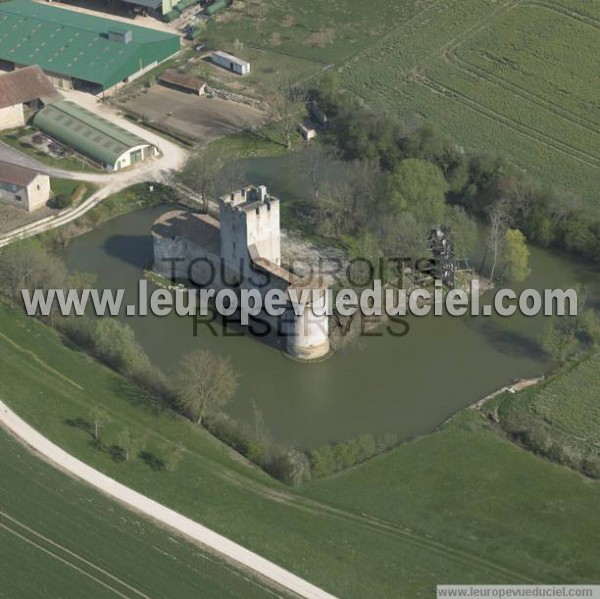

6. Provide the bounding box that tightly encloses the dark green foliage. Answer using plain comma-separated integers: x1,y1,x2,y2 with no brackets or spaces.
52,194,73,209
308,433,397,479
314,87,600,266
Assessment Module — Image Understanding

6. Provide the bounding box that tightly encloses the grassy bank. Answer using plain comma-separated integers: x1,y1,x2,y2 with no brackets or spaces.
484,354,600,477
1,300,600,596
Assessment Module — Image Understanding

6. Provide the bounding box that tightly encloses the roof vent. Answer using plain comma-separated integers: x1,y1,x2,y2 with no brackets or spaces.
108,28,132,44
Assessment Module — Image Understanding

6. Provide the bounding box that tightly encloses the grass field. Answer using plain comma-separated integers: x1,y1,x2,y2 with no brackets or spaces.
2,300,600,596
210,0,426,64
212,0,600,205
489,354,600,461
0,431,291,599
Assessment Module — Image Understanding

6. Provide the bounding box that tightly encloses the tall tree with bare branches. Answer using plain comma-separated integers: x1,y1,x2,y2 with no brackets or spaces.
268,82,306,150
174,350,239,426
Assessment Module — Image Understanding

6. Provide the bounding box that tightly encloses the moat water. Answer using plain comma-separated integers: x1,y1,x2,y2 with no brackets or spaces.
67,157,600,448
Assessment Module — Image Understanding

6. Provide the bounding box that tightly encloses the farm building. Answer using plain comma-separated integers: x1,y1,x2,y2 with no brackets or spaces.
0,0,180,93
32,100,159,171
0,66,61,131
298,122,317,141
0,160,50,211
158,70,207,95
120,0,181,20
212,51,250,76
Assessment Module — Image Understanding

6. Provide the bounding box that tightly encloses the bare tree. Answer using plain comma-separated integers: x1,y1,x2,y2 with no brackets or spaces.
268,82,306,150
485,201,511,282
174,350,239,426
162,442,186,471
318,179,356,237
299,143,334,202
116,428,144,462
91,407,109,443
178,147,226,213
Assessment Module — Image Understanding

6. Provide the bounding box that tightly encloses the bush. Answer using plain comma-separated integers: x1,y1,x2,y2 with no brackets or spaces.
582,457,600,479
53,194,73,209
308,433,394,479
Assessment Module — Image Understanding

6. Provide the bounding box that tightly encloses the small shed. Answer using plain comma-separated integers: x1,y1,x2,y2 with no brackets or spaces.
298,121,317,141
212,50,250,76
158,69,207,95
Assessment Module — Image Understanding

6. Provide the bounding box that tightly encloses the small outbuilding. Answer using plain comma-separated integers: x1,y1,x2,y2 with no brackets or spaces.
0,66,60,131
298,121,317,141
0,160,50,211
33,100,159,171
158,69,207,95
212,51,250,76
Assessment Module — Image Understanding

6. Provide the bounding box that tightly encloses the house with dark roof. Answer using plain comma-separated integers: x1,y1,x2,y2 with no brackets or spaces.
0,160,50,211
0,0,180,94
33,100,159,171
0,66,61,131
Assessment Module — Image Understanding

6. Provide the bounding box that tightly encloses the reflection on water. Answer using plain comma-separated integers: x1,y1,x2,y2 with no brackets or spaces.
67,156,600,447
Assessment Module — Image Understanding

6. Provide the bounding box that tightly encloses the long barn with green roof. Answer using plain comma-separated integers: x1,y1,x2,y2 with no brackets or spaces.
0,0,180,93
33,100,159,170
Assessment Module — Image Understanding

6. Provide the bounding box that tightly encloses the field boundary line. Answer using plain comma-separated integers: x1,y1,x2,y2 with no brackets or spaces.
418,76,600,169
0,521,135,598
534,0,600,28
0,510,151,598
216,471,537,584
337,0,447,71
445,50,600,135
438,0,600,135
341,0,522,103
0,400,338,599
0,331,84,391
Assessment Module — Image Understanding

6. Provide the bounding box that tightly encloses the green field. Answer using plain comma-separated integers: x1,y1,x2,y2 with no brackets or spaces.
212,0,600,205
210,0,427,64
0,431,290,599
2,300,600,596
489,354,600,466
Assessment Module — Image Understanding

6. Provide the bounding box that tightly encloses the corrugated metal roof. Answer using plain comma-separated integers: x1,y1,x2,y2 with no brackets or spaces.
0,0,180,89
0,65,61,109
212,50,249,68
33,100,154,166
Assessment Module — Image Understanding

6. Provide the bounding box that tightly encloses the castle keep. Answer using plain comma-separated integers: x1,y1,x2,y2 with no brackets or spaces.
152,185,330,361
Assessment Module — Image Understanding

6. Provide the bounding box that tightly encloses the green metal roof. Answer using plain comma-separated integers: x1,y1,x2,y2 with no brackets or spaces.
0,0,180,89
33,100,153,166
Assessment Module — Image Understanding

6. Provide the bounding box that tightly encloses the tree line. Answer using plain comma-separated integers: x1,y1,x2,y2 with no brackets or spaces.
312,76,600,269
